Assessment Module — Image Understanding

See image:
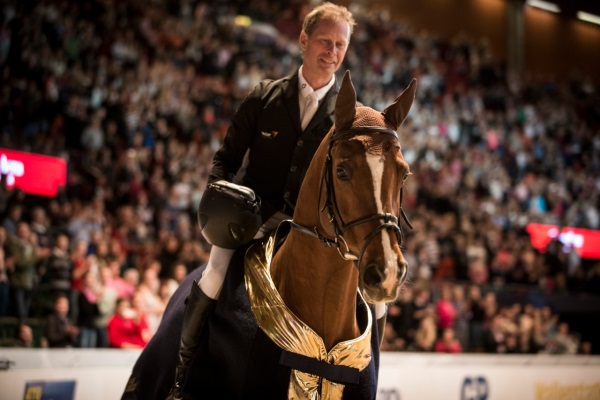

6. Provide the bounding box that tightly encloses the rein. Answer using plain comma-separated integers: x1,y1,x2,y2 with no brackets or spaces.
290,126,413,269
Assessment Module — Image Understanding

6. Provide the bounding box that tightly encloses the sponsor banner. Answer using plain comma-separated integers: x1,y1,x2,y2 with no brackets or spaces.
526,223,600,259
0,148,67,197
23,380,76,400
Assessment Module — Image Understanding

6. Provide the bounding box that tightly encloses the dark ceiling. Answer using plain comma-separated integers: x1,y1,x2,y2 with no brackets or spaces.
542,0,600,20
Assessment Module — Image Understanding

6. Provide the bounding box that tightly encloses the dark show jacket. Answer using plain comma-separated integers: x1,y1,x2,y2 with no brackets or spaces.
209,71,339,219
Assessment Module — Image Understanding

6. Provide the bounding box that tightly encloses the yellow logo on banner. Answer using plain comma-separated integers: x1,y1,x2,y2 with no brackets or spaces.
535,381,600,400
24,385,43,400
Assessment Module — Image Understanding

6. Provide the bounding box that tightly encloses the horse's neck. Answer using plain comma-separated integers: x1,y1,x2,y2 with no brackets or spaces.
271,231,360,351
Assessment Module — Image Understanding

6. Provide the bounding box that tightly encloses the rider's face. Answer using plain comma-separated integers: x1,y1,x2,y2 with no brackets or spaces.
299,18,350,89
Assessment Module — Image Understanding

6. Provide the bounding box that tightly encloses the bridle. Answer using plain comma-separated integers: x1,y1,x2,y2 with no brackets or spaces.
290,125,413,269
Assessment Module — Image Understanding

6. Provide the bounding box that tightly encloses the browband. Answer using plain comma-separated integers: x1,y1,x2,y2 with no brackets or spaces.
332,126,398,142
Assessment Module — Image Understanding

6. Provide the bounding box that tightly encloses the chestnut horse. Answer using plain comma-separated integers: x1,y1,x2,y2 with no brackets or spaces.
123,72,416,400
246,71,416,399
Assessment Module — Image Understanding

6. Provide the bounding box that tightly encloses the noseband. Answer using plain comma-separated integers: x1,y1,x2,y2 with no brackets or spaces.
290,126,413,269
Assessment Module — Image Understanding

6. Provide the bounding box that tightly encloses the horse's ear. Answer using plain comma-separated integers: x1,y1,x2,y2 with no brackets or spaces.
382,78,417,129
335,70,356,131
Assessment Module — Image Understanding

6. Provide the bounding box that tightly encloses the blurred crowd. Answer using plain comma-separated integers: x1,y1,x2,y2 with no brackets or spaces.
0,0,598,354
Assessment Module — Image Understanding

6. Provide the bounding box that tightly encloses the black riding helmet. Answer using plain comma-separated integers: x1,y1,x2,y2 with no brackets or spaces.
197,180,262,249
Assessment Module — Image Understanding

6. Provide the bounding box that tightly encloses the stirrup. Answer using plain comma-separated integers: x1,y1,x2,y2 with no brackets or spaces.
166,383,183,400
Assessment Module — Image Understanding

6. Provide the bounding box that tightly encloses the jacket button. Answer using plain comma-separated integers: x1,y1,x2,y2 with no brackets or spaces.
290,166,297,172
297,140,304,146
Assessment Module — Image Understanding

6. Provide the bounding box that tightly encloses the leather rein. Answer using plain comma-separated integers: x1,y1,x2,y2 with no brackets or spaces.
290,126,413,269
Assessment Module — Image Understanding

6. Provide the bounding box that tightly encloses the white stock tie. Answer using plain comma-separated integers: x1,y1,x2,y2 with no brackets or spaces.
301,91,319,130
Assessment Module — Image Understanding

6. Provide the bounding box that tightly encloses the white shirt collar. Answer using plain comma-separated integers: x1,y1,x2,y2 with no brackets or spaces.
298,65,335,102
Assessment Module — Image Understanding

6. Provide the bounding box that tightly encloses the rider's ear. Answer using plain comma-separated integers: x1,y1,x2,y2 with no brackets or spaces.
299,31,308,52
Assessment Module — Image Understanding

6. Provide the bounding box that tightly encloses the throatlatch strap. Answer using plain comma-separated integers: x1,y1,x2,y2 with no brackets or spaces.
279,350,360,385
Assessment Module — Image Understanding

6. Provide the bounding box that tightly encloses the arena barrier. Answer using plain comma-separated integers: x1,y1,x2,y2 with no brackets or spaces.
0,348,599,400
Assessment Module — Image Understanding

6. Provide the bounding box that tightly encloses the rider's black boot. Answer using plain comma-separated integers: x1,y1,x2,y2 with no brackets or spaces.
166,282,216,400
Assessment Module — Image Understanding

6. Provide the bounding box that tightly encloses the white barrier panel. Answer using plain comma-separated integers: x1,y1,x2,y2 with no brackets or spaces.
0,348,142,400
378,352,600,400
1,349,600,400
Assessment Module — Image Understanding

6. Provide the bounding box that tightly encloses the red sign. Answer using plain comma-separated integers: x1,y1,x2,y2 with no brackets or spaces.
0,148,67,197
526,223,600,259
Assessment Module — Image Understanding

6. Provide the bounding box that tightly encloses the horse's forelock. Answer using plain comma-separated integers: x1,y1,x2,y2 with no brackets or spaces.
352,106,393,130
343,106,399,155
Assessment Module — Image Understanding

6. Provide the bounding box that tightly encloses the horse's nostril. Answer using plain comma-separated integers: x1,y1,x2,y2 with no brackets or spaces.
397,261,408,281
363,264,383,287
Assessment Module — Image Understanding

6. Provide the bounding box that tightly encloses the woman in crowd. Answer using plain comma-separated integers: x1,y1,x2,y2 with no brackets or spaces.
107,297,149,349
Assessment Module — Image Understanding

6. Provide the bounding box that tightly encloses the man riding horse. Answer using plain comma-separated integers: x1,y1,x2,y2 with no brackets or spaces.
122,3,403,399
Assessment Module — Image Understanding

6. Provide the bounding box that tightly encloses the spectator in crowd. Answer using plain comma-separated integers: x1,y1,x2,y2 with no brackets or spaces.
156,233,181,281
5,222,47,319
516,306,541,354
135,266,165,335
44,294,79,348
545,322,579,355
466,285,486,352
95,264,120,348
12,323,35,348
0,226,9,316
530,312,550,352
77,270,101,348
451,284,470,350
122,268,141,294
42,233,73,300
99,259,131,300
381,320,406,352
435,283,456,333
107,297,149,349
2,204,23,235
160,261,187,302
409,314,438,352
81,107,106,155
131,289,153,342
579,341,593,355
504,333,521,354
394,285,415,345
483,314,506,353
30,206,52,250
410,287,434,336
70,239,93,292
435,327,462,353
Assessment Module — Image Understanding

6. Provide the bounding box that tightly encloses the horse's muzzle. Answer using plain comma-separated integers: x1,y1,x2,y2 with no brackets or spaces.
361,259,408,303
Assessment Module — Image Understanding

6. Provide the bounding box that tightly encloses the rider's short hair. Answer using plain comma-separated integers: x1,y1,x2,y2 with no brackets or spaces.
302,2,356,37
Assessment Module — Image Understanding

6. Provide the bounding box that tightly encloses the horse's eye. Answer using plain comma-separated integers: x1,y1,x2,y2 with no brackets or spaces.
401,171,411,183
336,166,352,180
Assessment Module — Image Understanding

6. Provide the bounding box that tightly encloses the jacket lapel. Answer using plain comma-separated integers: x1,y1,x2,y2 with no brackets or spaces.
281,73,302,135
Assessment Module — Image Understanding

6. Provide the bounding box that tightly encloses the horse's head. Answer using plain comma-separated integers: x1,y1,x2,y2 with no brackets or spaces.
321,71,417,304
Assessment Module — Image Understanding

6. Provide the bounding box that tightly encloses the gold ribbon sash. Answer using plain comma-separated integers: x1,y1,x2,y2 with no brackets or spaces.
244,233,372,400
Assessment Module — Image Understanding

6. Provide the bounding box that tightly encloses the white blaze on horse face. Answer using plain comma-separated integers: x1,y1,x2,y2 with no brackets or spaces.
366,152,398,293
